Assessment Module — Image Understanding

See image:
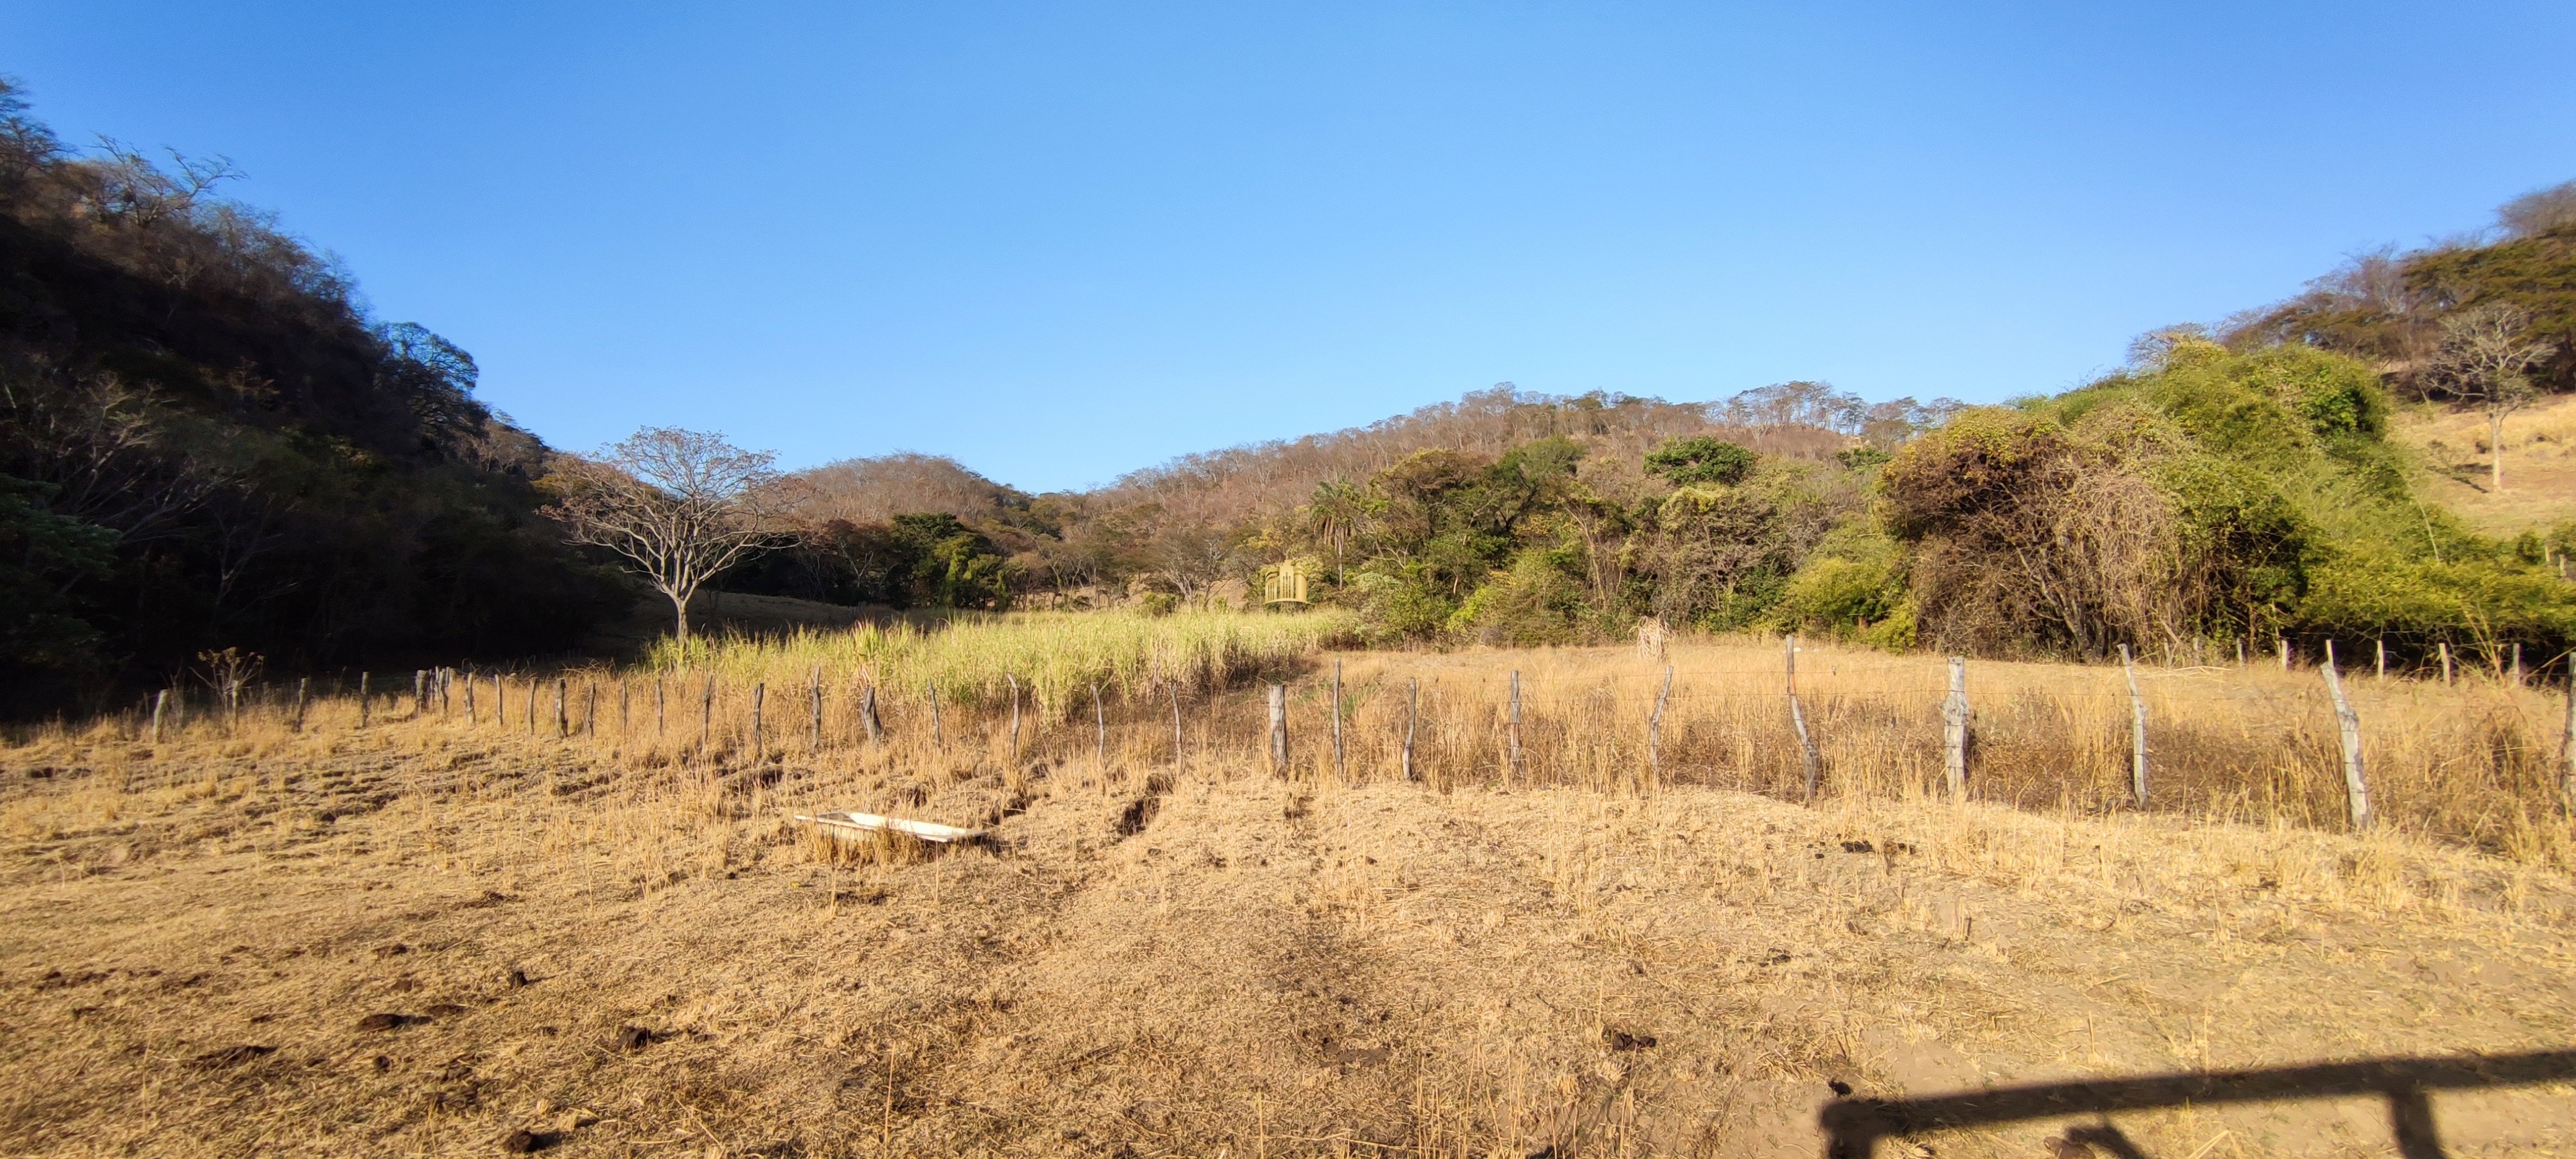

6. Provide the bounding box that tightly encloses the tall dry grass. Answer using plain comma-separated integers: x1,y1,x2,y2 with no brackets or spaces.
650,608,1360,711
30,620,2576,869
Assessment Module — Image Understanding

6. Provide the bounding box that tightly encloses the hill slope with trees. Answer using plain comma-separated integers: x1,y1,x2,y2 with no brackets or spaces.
0,81,620,711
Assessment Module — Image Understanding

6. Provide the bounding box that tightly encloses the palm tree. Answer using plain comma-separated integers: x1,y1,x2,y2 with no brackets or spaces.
1305,479,1372,584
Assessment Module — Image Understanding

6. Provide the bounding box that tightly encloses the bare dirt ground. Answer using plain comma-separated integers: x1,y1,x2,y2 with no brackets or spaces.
2,727,2574,1158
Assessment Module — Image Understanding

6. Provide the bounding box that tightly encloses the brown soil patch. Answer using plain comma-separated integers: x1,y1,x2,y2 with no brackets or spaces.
1,731,2573,1156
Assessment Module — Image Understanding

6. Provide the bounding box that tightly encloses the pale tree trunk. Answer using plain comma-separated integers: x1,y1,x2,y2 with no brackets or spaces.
670,588,692,646
2491,410,2507,493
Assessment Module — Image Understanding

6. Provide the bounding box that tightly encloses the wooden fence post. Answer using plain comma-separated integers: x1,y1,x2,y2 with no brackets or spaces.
927,680,942,749
1787,636,1820,803
2512,643,2524,686
1403,677,1418,781
413,670,425,716
1090,683,1105,768
1168,681,1183,776
555,679,568,739
526,676,538,735
619,680,630,742
293,678,308,733
2278,638,2291,671
2440,641,2454,686
656,677,666,740
810,666,824,753
151,689,167,743
1507,670,1523,783
2561,661,2575,817
464,667,476,724
751,682,767,757
2120,644,2148,807
492,671,503,730
359,672,370,729
585,680,596,737
1331,659,1345,782
2375,638,2386,680
1268,682,1289,775
1649,664,1673,781
861,684,882,745
1007,674,1022,765
1942,656,1968,800
2321,640,2372,831
700,675,714,756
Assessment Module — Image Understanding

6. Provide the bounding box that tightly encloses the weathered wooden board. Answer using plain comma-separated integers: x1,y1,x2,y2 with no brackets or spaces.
794,810,986,844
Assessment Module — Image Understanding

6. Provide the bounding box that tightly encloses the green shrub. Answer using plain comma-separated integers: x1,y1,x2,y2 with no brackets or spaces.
1645,437,1759,486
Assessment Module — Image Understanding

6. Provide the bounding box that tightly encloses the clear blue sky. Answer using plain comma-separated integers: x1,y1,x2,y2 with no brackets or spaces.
7,2,2573,492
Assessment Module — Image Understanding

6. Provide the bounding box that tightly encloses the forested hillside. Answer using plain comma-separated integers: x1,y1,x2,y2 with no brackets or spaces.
765,184,2576,669
0,82,619,711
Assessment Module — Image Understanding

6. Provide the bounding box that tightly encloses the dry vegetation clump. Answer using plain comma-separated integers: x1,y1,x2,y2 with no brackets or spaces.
4,633,2575,1156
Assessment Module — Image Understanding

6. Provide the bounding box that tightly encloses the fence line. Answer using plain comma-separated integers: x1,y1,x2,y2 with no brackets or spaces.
76,640,2576,853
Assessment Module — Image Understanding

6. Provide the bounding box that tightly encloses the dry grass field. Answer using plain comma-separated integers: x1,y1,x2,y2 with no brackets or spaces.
2395,393,2576,539
5,632,2575,1157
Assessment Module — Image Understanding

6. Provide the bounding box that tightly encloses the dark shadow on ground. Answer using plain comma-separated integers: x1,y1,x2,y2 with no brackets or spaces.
1819,1049,2576,1159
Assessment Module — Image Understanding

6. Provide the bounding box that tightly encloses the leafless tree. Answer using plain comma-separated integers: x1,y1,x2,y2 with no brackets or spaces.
2429,304,2557,493
541,428,793,645
0,363,233,543
1152,523,1235,610
2497,179,2576,240
2125,324,2213,370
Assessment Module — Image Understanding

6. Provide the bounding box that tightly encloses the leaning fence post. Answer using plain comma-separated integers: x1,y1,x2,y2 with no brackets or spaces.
1507,670,1523,783
292,678,308,732
1007,673,1022,765
2321,640,2372,831
1331,659,1345,782
2375,638,2387,680
1649,664,1673,781
2120,644,2148,807
151,689,168,743
359,672,371,729
655,677,666,739
1787,636,1820,803
861,684,882,745
1168,681,1183,775
464,667,476,724
585,680,597,737
1941,656,1968,800
1403,677,1418,780
751,682,767,757
1090,683,1105,769
1267,682,1289,775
